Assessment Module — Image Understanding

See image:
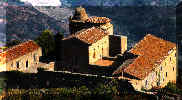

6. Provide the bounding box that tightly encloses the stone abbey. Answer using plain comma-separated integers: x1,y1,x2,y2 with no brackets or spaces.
0,6,177,91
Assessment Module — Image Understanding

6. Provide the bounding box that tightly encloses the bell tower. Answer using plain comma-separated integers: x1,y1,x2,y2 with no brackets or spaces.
69,6,89,34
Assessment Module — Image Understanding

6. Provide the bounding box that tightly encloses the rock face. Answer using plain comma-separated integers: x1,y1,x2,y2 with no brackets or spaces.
72,6,88,21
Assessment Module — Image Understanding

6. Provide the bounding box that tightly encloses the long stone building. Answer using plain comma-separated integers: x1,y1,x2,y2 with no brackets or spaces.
113,34,176,90
0,40,42,72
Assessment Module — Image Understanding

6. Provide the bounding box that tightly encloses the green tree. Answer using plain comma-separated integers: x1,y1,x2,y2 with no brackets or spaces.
35,29,55,57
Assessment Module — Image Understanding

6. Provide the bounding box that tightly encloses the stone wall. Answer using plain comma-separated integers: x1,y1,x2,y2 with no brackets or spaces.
100,22,113,35
5,48,42,72
109,35,127,57
89,36,109,64
69,19,113,35
121,36,127,54
62,39,89,70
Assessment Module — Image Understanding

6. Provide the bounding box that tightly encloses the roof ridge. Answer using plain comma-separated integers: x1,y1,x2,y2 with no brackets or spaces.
5,40,34,53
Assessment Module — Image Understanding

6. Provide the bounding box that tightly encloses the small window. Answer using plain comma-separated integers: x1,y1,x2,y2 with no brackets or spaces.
173,67,175,71
102,48,104,55
157,81,160,86
166,72,167,77
160,66,162,71
93,49,96,58
33,54,36,61
16,61,19,68
175,53,176,57
145,80,148,86
26,60,28,68
11,63,13,67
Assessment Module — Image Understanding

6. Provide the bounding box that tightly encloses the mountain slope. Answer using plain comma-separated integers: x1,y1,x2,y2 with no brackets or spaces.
6,5,68,41
2,0,181,7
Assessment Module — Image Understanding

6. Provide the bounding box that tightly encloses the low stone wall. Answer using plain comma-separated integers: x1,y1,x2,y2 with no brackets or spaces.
38,62,55,71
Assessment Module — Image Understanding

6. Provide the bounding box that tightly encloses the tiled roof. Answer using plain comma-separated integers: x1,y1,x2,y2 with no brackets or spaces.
122,34,176,80
64,27,109,44
0,40,40,64
85,16,111,24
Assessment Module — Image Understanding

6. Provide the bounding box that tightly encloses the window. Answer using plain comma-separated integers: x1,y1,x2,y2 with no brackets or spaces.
26,60,28,68
11,63,13,67
145,80,148,87
16,61,19,68
173,67,175,71
93,49,96,58
34,54,36,61
157,81,160,86
102,48,104,56
166,72,167,77
175,53,176,57
160,66,162,71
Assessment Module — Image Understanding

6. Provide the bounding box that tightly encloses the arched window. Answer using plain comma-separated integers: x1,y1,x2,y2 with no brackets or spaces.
93,49,96,58
102,47,104,56
16,61,19,68
26,60,28,68
145,80,148,87
34,54,36,61
11,63,13,67
166,72,167,77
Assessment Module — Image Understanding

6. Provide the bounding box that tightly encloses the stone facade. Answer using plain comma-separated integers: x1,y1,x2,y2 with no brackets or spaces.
130,48,176,91
89,36,109,64
62,38,89,69
62,7,127,69
5,48,42,71
0,40,42,72
109,35,127,56
115,34,177,91
69,7,113,35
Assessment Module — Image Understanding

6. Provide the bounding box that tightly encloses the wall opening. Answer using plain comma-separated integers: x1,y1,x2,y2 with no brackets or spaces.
16,61,19,68
26,60,28,68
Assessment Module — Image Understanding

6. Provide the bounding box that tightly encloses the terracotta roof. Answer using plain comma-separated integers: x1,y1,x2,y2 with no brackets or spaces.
85,16,111,24
120,34,176,80
64,27,109,44
0,40,40,64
